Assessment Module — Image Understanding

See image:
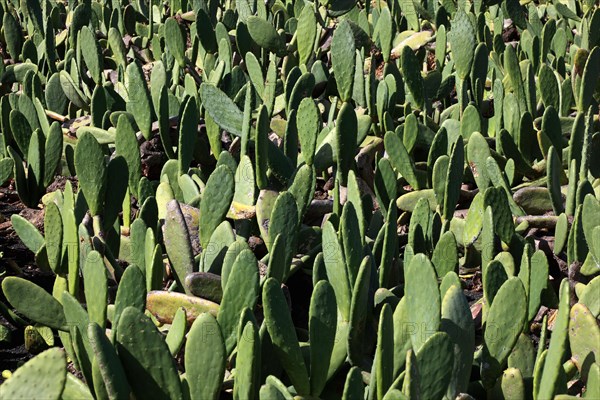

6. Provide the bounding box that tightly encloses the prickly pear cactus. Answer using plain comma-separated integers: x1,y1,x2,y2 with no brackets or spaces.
0,348,67,400
0,0,597,398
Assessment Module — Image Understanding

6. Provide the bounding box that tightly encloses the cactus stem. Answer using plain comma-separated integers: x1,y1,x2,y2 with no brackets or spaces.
122,188,131,229
92,215,104,239
562,359,578,380
333,176,341,215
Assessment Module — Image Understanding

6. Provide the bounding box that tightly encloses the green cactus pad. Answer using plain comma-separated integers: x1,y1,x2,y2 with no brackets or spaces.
44,122,63,187
10,110,32,157
342,367,364,399
114,265,146,327
2,277,67,331
508,333,536,378
577,47,599,112
267,234,288,284
217,248,259,354
440,271,462,298
331,20,356,102
178,97,198,175
579,276,600,318
348,256,372,366
263,278,310,395
0,157,14,185
0,347,67,400
267,192,299,264
527,251,549,321
323,220,351,320
247,16,286,55
441,284,475,398
449,9,476,80
254,105,270,190
185,312,226,400
539,64,560,110
416,331,454,400
79,26,102,85
115,114,142,197
484,260,508,308
483,277,527,384
88,322,131,399
185,272,223,303
582,195,600,263
405,253,440,352
385,131,422,190
340,202,364,287
402,349,419,398
234,319,260,400
200,83,244,136
466,131,491,191
443,137,464,221
10,214,44,253
309,280,337,396
401,46,425,109
2,12,23,60
165,18,186,67
201,220,235,274
116,306,182,399
296,6,317,65
484,186,515,244
513,187,556,215
164,200,195,290
432,231,458,277
107,28,127,69
74,132,106,216
538,280,570,399
547,146,566,211
288,164,316,221
199,165,235,249
125,61,153,140
297,98,320,166
376,304,394,399
568,303,599,379
335,102,358,186
378,8,394,62
500,367,526,399
83,250,108,329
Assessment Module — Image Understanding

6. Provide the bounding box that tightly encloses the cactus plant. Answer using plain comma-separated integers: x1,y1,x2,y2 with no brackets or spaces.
0,0,597,397
185,312,226,400
116,307,183,399
0,348,67,399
